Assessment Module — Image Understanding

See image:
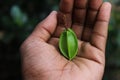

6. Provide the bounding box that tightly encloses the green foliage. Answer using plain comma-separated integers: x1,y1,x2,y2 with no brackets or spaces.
0,0,59,44
11,5,28,27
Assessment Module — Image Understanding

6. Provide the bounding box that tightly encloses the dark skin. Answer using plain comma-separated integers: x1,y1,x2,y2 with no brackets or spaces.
20,0,111,80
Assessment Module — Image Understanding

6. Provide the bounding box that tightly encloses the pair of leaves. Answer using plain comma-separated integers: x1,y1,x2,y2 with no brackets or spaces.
59,28,78,60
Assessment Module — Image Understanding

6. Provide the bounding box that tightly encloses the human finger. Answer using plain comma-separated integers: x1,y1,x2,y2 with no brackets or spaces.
90,2,112,52
54,0,74,38
72,0,88,39
82,0,103,42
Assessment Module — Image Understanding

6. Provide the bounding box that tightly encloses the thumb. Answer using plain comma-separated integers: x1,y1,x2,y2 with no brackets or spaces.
32,11,57,42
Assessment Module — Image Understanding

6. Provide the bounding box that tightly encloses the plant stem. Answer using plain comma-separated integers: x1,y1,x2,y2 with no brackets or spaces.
63,14,68,30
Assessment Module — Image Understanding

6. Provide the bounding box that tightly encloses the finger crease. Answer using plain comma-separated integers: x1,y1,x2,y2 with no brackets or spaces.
75,6,86,10
41,26,52,36
59,9,72,14
97,19,109,23
92,31,106,40
88,7,99,12
73,22,84,27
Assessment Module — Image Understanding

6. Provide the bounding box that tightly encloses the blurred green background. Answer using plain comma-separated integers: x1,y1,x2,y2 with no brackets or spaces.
0,0,120,80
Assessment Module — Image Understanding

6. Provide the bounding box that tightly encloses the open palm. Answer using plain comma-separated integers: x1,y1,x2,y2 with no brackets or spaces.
21,0,111,80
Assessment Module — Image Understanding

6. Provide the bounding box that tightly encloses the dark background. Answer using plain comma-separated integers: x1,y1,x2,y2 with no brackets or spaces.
0,0,120,80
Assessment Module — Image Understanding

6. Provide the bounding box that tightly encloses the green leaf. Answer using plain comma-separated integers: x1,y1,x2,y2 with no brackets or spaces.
59,30,69,59
59,28,78,60
67,29,78,60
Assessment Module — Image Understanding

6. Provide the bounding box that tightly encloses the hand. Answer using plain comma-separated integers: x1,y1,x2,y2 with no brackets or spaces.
20,0,111,80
